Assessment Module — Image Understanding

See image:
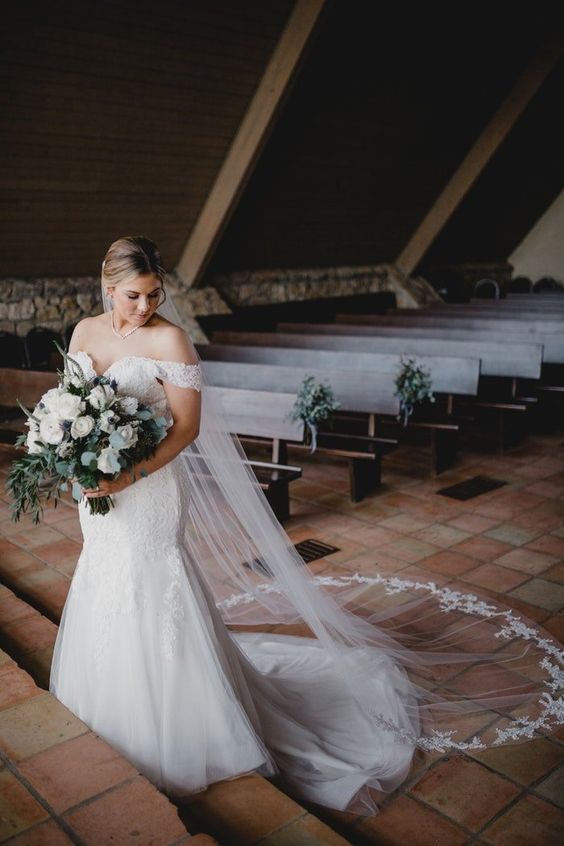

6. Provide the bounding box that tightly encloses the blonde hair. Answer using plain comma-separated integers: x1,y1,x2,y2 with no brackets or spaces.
101,236,167,295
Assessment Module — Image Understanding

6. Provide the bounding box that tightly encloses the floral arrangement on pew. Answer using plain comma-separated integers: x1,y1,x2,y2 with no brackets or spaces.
289,375,341,453
394,356,435,427
6,343,168,522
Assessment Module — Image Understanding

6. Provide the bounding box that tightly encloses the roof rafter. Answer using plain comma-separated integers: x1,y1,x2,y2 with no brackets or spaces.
175,0,325,288
396,32,564,276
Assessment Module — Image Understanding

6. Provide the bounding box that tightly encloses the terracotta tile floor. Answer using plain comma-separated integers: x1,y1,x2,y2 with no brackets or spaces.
0,649,214,846
1,426,564,845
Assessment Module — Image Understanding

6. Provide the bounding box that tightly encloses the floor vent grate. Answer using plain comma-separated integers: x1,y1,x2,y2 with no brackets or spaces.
294,538,340,563
243,539,340,576
437,475,507,501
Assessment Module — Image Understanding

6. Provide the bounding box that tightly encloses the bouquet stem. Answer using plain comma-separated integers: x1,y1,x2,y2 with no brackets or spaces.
85,495,114,516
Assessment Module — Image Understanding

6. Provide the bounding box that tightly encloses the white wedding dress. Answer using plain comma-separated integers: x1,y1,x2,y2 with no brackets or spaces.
49,351,417,813
49,350,564,815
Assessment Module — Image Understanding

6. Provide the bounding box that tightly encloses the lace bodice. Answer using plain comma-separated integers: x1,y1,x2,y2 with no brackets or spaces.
66,351,203,667
69,351,202,428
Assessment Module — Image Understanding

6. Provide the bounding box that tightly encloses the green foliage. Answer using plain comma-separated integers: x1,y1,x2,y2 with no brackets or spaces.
5,338,169,522
289,375,341,453
6,435,70,525
394,356,435,427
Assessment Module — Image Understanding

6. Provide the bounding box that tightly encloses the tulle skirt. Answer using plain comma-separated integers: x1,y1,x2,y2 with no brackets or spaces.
49,452,564,815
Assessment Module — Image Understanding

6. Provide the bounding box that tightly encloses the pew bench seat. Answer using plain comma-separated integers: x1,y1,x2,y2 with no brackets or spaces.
242,431,398,502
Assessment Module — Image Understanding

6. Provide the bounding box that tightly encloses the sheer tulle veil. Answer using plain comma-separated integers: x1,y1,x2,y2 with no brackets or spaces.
101,275,564,813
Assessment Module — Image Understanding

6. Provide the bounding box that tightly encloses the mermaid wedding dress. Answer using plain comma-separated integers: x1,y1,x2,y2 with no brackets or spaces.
49,349,564,816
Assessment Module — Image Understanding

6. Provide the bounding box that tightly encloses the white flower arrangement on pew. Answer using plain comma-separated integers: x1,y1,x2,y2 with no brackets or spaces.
6,343,168,522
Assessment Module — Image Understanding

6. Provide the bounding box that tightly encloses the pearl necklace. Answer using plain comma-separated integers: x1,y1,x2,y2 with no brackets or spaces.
110,309,149,340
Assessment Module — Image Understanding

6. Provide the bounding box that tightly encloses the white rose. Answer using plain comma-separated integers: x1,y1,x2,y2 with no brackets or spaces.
26,429,45,454
119,396,138,414
53,392,85,421
39,412,65,445
99,409,117,433
31,403,49,420
39,387,65,413
70,415,95,439
116,424,138,449
97,447,121,474
87,384,115,410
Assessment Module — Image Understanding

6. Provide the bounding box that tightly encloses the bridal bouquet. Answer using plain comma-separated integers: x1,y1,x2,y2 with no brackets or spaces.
6,344,168,523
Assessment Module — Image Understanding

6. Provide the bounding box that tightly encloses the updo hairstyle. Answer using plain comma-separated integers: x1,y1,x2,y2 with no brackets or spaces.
101,236,167,307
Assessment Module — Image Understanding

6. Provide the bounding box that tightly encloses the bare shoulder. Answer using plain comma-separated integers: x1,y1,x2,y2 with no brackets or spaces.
68,314,107,353
152,317,198,365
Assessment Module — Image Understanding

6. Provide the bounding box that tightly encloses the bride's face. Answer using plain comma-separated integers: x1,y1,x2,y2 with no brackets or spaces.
109,274,162,324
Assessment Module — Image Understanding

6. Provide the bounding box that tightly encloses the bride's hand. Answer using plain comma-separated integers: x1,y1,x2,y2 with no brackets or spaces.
82,472,135,498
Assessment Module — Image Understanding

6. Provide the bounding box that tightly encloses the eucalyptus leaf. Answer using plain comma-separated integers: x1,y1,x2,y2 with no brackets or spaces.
109,431,126,449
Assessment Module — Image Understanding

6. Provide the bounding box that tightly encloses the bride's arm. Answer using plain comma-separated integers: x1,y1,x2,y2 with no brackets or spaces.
83,327,201,499
129,387,200,483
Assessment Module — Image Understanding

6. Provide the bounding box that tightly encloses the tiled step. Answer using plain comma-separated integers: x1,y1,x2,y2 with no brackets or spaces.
0,500,77,624
0,645,216,845
0,521,352,845
0,585,57,688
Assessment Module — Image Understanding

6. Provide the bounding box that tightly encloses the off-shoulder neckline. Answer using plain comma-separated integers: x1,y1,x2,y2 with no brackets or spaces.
71,350,201,379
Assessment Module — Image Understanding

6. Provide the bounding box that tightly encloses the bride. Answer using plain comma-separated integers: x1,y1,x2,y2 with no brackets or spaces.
49,235,564,816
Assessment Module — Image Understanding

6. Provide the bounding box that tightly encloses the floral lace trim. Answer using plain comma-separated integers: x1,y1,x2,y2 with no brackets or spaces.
155,361,202,391
161,552,186,661
217,571,564,752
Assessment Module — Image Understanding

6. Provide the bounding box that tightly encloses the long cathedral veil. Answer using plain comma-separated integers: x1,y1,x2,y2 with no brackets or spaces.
101,279,564,813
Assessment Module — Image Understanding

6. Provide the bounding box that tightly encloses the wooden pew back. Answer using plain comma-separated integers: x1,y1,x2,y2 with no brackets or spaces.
0,369,58,409
206,386,304,441
200,344,479,398
202,360,400,414
302,323,562,365
331,313,563,333
213,330,542,379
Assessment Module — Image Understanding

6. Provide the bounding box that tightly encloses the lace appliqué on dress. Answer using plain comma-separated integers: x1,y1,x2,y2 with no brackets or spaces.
218,571,564,751
67,352,202,669
154,360,203,391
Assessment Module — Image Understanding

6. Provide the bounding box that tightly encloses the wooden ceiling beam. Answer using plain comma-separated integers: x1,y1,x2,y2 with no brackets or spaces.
175,0,325,288
396,33,564,276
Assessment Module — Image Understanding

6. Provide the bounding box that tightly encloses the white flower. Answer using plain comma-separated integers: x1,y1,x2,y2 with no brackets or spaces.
116,424,138,449
70,415,95,439
31,404,49,420
65,373,83,390
39,413,65,445
56,440,74,458
99,410,117,433
41,387,65,411
26,429,45,454
119,395,138,415
97,447,121,474
87,384,116,410
54,392,85,421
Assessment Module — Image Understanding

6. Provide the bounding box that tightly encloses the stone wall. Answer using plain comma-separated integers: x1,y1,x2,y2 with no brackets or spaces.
0,263,438,345
0,277,220,343
0,277,102,337
206,263,440,309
